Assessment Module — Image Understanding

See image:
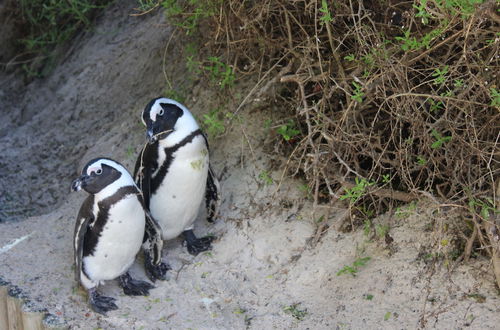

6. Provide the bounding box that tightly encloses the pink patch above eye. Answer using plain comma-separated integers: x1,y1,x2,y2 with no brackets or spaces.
87,166,100,175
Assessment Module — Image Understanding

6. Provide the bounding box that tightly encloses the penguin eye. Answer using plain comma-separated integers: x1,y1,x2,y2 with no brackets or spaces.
95,169,102,175
158,109,164,116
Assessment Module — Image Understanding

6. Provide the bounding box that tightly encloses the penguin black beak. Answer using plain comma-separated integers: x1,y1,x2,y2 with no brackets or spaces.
71,175,88,192
147,129,157,145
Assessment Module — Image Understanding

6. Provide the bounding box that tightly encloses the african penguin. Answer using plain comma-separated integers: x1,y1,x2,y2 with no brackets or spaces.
134,97,221,259
71,157,157,314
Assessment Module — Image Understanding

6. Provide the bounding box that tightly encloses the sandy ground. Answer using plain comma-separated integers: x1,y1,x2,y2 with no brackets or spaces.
0,1,499,329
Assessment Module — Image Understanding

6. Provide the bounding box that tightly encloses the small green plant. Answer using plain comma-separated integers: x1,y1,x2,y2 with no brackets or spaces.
453,79,464,88
428,99,444,112
395,201,417,218
430,129,452,149
135,0,159,12
351,82,364,103
18,0,112,75
283,303,308,320
158,316,168,323
375,224,390,238
340,177,374,204
258,171,273,185
359,205,374,219
440,90,454,98
298,183,313,199
395,26,445,51
344,54,355,61
384,311,392,321
395,30,419,51
468,197,498,219
486,32,500,45
417,156,427,166
277,120,300,141
420,26,445,49
435,0,485,18
432,66,449,85
202,109,225,136
204,57,235,89
489,88,500,107
364,293,374,300
319,0,333,24
186,55,202,75
363,219,372,236
337,257,371,277
315,215,325,224
162,0,215,34
413,0,432,24
467,293,486,303
233,307,246,315
361,53,374,67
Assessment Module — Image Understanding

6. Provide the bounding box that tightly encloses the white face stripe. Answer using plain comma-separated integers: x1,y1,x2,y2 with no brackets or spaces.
86,166,100,175
153,100,200,147
86,159,128,177
84,158,136,199
149,100,162,122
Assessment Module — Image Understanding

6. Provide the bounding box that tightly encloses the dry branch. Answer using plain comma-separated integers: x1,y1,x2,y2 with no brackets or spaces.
196,0,500,285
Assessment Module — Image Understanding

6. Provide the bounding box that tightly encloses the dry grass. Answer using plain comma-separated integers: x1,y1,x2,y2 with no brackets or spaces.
168,0,499,285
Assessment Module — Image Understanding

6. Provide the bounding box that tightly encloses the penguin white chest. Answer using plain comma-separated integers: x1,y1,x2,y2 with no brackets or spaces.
150,136,209,240
84,196,145,281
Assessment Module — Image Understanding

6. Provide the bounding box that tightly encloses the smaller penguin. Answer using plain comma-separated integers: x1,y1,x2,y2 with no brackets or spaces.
71,157,155,314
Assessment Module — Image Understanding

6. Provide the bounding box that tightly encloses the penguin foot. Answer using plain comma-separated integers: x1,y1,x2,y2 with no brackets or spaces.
183,230,214,256
119,272,155,296
88,288,118,315
144,252,170,282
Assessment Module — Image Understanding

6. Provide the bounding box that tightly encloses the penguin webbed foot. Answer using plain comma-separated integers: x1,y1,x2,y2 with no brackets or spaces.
119,272,155,296
183,230,214,256
144,252,170,282
88,288,118,315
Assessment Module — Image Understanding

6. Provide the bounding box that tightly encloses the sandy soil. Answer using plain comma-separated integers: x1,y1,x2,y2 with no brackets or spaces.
0,1,499,329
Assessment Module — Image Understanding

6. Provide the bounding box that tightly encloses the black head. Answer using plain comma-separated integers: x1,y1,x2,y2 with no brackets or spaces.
141,97,185,144
71,158,129,195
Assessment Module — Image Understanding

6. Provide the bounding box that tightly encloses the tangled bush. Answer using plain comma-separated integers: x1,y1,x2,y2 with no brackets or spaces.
165,0,499,284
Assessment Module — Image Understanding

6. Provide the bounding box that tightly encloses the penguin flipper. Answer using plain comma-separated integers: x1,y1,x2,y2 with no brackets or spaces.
201,132,221,223
143,211,163,265
74,195,95,284
205,164,221,223
142,206,169,282
134,143,155,209
132,145,143,184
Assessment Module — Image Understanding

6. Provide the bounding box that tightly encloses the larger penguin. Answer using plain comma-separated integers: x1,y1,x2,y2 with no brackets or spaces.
134,97,220,258
71,157,159,314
